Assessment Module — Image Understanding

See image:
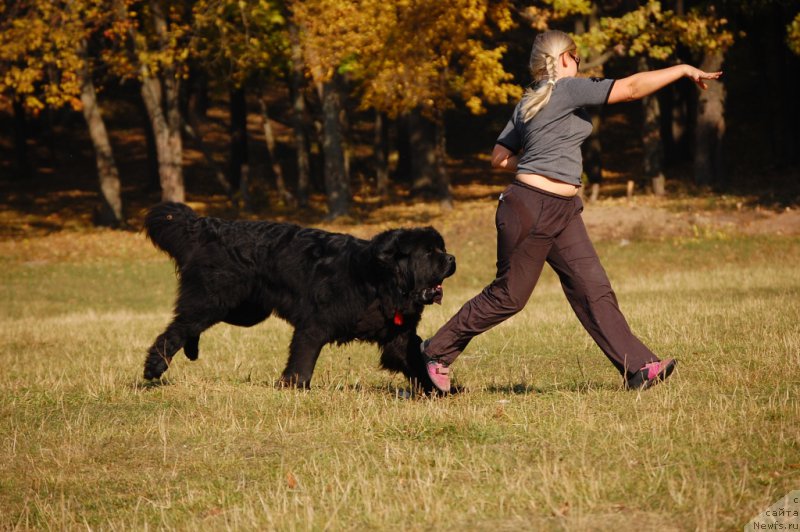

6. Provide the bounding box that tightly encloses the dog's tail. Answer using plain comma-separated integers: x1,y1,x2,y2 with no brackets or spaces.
144,202,199,267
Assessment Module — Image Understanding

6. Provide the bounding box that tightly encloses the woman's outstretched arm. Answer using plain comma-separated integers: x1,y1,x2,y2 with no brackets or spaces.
607,64,722,104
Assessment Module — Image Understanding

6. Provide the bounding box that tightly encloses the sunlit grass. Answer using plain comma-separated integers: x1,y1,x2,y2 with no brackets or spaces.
1,213,798,530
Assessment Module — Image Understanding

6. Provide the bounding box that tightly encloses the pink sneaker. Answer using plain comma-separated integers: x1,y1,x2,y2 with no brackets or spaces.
625,359,677,390
426,358,451,393
421,340,451,393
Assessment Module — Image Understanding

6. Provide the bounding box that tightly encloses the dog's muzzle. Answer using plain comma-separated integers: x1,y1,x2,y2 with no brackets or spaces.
420,285,444,305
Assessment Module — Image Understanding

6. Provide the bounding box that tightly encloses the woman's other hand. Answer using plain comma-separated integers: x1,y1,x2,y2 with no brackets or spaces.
683,65,723,90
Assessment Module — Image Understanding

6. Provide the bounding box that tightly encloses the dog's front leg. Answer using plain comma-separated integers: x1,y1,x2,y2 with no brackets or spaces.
379,332,435,394
279,328,327,389
144,322,188,380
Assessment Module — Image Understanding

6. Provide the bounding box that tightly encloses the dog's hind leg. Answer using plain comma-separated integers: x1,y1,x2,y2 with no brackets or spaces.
278,328,327,389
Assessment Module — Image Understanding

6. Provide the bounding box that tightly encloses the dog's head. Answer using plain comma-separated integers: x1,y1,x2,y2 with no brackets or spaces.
370,227,456,305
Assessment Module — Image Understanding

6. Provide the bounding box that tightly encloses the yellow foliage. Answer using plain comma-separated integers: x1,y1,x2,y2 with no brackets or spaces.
0,0,99,111
190,0,286,86
292,0,520,117
573,0,733,62
788,12,800,56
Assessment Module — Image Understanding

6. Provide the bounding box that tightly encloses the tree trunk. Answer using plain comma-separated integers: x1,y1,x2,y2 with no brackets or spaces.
579,9,603,201
409,108,437,194
408,108,451,206
140,74,184,202
639,57,666,196
317,79,350,218
395,115,412,185
78,40,124,227
165,82,184,200
433,110,452,209
135,96,160,192
288,21,311,208
664,53,694,167
12,99,31,180
259,96,294,207
694,50,726,188
374,111,389,198
187,64,209,119
137,0,185,203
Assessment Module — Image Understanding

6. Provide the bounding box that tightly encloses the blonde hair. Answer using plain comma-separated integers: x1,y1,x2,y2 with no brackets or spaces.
519,30,577,122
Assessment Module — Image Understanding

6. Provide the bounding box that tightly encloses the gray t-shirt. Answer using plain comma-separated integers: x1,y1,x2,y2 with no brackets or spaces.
496,77,616,186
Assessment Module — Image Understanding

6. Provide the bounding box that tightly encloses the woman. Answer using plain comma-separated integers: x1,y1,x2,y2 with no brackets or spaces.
422,30,722,392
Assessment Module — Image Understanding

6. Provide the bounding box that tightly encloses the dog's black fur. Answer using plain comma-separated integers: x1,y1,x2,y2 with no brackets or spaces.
142,202,456,392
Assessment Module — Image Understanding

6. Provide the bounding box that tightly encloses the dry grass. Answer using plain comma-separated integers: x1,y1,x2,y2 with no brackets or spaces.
1,199,799,530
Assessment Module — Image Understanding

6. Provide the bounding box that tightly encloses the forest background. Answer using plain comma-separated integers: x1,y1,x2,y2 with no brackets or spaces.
1,0,799,229
3,3,800,528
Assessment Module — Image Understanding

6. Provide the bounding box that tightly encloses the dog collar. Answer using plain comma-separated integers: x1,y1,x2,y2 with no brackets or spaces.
393,310,404,326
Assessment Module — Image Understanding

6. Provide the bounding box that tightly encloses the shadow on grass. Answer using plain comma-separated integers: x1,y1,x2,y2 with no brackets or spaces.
129,377,621,398
132,378,174,390
483,381,621,395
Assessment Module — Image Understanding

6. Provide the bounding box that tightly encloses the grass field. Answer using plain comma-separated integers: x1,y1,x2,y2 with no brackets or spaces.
1,199,799,530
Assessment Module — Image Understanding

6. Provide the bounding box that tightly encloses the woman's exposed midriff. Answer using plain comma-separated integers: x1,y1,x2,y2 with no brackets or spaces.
516,173,580,197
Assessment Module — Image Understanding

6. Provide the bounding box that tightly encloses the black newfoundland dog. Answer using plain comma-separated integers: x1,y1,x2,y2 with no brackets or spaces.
142,202,456,393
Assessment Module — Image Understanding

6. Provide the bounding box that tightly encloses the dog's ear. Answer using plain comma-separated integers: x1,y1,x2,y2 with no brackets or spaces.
371,230,417,295
370,230,401,269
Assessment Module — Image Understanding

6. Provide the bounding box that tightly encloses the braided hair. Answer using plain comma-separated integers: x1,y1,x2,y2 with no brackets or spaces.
519,30,577,122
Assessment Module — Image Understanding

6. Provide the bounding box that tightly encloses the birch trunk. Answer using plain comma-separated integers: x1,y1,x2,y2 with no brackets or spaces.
78,40,124,226
140,74,184,203
138,0,185,203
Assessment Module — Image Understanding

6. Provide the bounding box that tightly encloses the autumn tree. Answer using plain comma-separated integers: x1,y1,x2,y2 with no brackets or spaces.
289,0,359,218
355,0,522,208
0,0,125,225
108,0,190,203
287,0,522,212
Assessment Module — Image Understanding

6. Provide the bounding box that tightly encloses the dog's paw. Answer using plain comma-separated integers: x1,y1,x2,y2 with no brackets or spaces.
143,353,171,380
277,374,311,390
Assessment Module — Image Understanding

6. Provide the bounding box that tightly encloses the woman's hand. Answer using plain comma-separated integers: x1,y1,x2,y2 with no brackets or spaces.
491,144,518,173
683,65,723,90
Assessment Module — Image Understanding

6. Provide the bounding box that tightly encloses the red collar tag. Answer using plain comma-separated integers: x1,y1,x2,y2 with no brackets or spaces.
393,310,404,326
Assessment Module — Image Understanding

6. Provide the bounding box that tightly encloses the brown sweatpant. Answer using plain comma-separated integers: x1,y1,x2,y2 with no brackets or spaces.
426,180,660,376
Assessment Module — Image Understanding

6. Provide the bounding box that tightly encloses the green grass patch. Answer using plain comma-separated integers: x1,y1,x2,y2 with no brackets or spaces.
1,230,798,529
